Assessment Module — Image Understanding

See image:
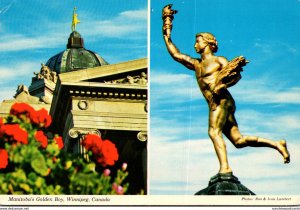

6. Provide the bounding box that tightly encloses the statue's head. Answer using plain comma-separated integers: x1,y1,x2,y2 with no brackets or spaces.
195,32,218,53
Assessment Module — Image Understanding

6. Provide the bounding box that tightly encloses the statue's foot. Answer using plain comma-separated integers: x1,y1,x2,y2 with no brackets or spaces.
277,140,290,164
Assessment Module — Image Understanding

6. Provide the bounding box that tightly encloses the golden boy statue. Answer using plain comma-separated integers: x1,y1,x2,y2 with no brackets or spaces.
72,7,80,31
162,4,290,174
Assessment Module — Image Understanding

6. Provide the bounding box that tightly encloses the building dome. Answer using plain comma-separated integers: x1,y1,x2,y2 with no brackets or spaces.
46,31,108,74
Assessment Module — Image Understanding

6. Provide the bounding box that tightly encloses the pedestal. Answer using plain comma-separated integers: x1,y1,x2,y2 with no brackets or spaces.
195,172,255,195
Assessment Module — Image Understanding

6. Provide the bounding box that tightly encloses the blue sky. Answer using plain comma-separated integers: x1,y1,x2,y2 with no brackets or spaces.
0,0,147,101
150,0,300,195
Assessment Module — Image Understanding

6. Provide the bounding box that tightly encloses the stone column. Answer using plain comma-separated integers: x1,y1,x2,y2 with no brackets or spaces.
137,130,147,192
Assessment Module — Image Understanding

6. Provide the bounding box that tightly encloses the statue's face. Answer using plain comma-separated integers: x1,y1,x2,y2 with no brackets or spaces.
194,36,207,54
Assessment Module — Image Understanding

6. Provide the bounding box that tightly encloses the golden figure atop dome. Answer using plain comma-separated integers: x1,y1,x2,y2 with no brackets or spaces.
71,7,80,31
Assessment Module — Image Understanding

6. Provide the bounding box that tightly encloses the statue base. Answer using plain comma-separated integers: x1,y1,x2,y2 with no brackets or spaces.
195,172,255,195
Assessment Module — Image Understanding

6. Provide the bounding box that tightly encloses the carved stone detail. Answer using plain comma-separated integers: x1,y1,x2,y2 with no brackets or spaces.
78,100,89,110
69,128,101,139
14,84,47,104
137,131,147,142
33,63,58,83
104,72,147,85
144,102,148,113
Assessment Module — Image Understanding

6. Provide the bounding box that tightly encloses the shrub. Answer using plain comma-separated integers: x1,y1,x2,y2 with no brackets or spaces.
0,103,129,195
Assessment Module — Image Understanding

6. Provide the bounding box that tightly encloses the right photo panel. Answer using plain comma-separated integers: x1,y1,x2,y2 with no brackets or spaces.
150,0,300,198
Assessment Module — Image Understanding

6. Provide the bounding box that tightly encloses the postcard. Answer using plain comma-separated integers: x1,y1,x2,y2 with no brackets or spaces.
0,0,299,208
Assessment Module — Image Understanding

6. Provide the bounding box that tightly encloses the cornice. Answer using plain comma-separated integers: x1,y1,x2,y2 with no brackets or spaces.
59,58,147,83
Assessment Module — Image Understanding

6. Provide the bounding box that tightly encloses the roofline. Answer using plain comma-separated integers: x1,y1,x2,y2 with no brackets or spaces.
58,57,147,83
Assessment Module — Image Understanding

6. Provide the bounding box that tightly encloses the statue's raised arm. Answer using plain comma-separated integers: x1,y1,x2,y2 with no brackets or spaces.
162,4,196,70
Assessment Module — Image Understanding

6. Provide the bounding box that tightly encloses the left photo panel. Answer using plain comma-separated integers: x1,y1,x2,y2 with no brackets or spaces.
0,0,148,196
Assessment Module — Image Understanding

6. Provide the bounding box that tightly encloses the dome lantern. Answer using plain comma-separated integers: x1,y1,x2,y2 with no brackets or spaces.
67,31,84,49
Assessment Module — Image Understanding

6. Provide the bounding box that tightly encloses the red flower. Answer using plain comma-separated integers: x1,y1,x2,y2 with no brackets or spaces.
31,108,52,128
0,149,8,169
10,103,52,128
10,102,34,119
96,140,119,167
54,136,64,149
82,134,119,167
0,124,28,144
82,134,103,154
35,130,48,148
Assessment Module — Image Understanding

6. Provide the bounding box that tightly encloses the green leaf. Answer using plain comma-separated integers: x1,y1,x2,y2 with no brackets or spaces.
31,154,49,176
83,163,96,173
20,183,31,193
11,146,24,163
12,169,27,182
35,177,44,188
13,191,24,195
0,183,8,193
46,142,60,156
53,185,62,194
65,160,72,170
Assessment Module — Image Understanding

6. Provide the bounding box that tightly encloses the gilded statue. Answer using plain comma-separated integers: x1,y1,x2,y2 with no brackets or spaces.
71,7,80,31
162,4,290,174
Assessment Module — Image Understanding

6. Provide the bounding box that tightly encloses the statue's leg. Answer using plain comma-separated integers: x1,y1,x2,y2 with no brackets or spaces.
208,106,232,173
223,113,290,163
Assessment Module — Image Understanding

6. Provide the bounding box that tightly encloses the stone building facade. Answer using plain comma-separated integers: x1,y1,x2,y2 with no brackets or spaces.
0,30,148,194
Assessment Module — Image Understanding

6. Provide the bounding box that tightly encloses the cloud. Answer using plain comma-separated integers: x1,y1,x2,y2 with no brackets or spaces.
150,114,208,142
149,135,217,194
151,72,192,85
150,130,300,195
119,9,148,20
150,90,300,195
80,8,147,39
0,61,38,80
0,35,66,52
0,61,39,101
231,82,300,104
150,71,201,106
0,8,147,52
254,40,298,56
151,70,300,144
151,71,300,106
0,87,16,101
234,109,300,138
228,141,300,194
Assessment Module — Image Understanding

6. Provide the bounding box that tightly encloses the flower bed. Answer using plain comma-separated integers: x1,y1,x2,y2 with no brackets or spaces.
0,103,129,195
